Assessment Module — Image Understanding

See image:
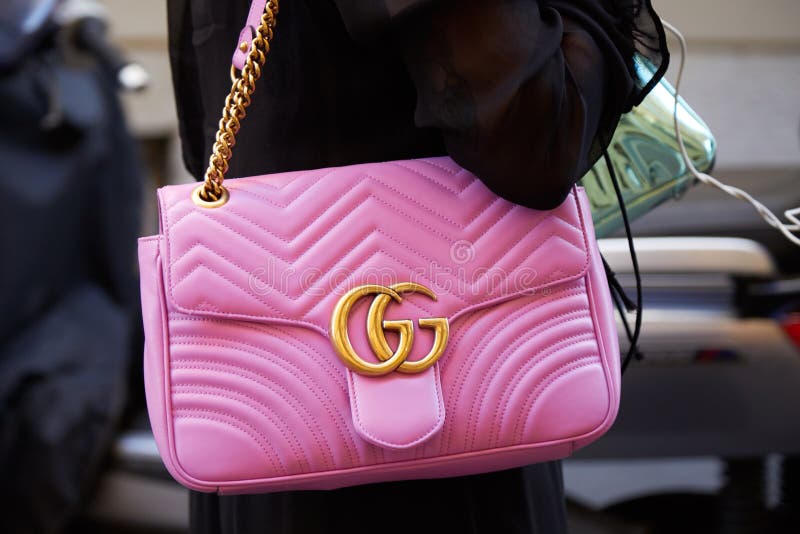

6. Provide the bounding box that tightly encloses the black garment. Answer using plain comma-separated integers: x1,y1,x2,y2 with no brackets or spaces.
166,1,668,532
191,463,567,534
168,0,667,210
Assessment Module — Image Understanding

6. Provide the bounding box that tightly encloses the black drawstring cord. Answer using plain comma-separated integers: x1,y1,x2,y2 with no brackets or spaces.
602,254,637,312
603,252,643,370
600,143,643,374
609,271,643,364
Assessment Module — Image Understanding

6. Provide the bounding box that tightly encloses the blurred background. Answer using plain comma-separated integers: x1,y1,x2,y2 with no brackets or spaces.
1,0,798,533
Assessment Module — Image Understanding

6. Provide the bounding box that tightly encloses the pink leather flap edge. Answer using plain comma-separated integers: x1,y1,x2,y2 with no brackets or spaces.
157,157,590,333
347,366,445,450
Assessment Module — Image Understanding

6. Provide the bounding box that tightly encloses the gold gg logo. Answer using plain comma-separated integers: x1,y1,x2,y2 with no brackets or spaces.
330,282,449,377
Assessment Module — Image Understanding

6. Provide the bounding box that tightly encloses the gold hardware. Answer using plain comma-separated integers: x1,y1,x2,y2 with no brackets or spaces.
192,184,229,208
196,0,280,207
330,283,449,377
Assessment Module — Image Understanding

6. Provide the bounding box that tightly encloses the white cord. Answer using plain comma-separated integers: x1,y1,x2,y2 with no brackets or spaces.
660,19,800,247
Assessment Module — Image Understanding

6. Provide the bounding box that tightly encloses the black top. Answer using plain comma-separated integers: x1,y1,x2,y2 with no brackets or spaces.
166,1,668,532
167,0,668,209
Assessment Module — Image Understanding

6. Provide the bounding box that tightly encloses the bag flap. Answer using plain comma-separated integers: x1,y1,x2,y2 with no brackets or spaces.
157,157,590,333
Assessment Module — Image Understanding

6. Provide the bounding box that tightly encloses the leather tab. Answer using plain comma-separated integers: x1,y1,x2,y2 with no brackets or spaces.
232,27,255,71
232,0,268,70
347,366,445,450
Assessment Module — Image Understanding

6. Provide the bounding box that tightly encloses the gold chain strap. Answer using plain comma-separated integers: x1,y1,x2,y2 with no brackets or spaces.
193,0,280,207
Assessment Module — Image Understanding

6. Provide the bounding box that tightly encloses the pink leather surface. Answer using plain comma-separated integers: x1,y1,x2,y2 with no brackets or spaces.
572,191,621,451
140,157,620,494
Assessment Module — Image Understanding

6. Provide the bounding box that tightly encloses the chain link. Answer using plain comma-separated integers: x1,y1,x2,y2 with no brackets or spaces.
199,1,280,202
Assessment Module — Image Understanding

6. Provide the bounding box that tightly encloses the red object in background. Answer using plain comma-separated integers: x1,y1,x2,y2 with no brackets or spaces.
694,349,740,363
782,313,800,351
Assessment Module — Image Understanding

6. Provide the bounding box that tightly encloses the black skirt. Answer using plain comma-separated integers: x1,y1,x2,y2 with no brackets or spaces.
189,463,567,534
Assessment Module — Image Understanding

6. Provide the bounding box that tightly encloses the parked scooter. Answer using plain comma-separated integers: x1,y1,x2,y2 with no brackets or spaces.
0,1,145,532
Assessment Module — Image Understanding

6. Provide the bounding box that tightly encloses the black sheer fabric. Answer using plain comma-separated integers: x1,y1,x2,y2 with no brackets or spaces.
333,0,669,208
165,1,669,532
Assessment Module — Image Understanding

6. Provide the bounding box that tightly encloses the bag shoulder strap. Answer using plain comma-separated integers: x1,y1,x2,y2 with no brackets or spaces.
193,0,279,207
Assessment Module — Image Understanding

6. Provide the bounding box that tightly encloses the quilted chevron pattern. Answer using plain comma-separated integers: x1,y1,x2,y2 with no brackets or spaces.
140,157,620,493
158,157,590,329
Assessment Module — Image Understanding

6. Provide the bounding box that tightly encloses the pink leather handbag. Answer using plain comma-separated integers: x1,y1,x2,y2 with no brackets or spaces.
139,0,620,494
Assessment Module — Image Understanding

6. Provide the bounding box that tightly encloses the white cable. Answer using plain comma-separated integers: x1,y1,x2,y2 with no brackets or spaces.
660,19,800,247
